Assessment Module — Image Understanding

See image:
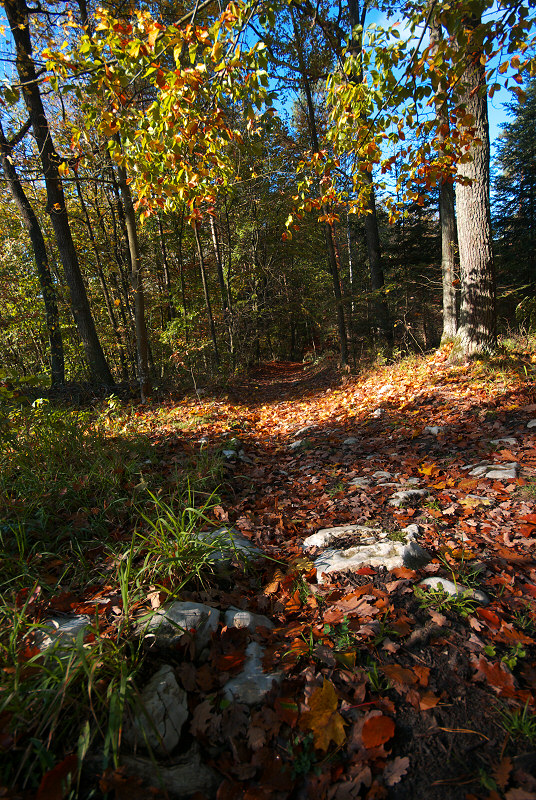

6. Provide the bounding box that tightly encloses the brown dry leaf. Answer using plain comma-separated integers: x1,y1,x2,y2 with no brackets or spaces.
413,666,430,687
493,757,513,791
429,609,447,626
419,691,440,711
190,699,214,737
383,756,410,786
472,657,517,697
299,678,346,751
37,754,78,800
381,664,417,687
361,714,395,749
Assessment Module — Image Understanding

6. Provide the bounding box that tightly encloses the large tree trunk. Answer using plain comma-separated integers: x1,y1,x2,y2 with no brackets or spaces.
116,153,152,400
5,0,113,385
454,14,496,356
0,121,64,385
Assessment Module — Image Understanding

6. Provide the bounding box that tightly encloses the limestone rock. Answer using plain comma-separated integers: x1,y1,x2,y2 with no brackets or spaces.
289,439,307,451
142,601,220,650
527,419,536,429
37,615,89,652
418,576,489,605
468,462,518,480
223,641,280,705
224,607,274,632
303,524,430,583
490,437,517,447
343,437,359,446
389,489,429,508
125,665,187,755
295,424,314,437
121,742,220,798
424,426,443,436
196,526,264,566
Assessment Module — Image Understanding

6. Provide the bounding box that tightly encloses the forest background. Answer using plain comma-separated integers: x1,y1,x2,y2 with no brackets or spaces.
1,0,535,397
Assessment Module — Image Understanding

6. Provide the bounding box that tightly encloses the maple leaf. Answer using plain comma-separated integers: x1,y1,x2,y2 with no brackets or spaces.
299,678,346,751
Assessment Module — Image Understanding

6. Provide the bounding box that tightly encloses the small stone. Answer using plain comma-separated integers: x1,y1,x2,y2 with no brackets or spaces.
418,577,489,605
485,463,518,480
372,408,384,418
224,607,274,631
124,665,187,755
389,489,429,507
489,437,517,447
196,526,264,567
121,742,220,798
222,449,237,459
406,478,421,486
424,426,443,436
223,641,280,705
37,615,90,652
372,471,392,480
527,419,536,429
349,477,372,487
295,425,314,437
343,437,359,445
141,602,220,651
289,439,306,451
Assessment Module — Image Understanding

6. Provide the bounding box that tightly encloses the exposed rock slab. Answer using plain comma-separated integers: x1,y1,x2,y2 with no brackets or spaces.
303,524,430,583
418,576,489,605
223,641,280,705
124,665,188,755
468,462,518,480
142,601,220,650
121,742,220,798
389,489,429,508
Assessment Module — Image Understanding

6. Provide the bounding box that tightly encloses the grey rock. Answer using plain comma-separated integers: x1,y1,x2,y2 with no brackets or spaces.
489,437,517,447
37,615,89,652
349,477,372,487
125,665,187,755
196,526,264,566
303,524,383,550
372,408,384,418
295,425,314,437
469,462,518,480
121,742,220,798
406,478,422,486
289,439,306,451
418,576,489,605
372,470,392,480
223,641,280,705
527,419,536,429
343,437,359,446
389,489,429,507
222,449,237,459
142,602,220,650
224,607,274,632
304,525,430,584
424,426,443,436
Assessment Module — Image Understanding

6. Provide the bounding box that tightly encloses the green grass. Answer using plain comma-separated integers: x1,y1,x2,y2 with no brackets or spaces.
413,584,480,618
0,396,230,793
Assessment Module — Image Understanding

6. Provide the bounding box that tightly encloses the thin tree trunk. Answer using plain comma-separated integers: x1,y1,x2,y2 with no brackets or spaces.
0,121,64,385
157,214,176,323
193,219,220,365
454,14,496,356
5,0,113,385
115,149,152,400
291,10,348,366
74,173,130,381
430,13,458,341
210,214,234,357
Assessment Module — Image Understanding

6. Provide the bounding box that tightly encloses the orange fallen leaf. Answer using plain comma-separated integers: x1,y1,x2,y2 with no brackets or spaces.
419,691,440,710
361,714,395,749
299,678,346,751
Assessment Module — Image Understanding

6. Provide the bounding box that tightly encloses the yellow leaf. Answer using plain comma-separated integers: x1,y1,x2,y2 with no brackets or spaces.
299,678,346,751
419,463,439,476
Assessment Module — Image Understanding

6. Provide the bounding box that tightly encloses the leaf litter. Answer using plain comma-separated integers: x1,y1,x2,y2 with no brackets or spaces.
4,353,536,799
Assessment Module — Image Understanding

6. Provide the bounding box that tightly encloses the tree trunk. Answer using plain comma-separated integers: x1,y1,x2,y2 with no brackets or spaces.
210,214,234,357
0,121,64,385
157,214,177,323
193,219,220,365
116,152,152,400
454,14,496,356
430,13,458,341
291,9,348,366
5,0,113,385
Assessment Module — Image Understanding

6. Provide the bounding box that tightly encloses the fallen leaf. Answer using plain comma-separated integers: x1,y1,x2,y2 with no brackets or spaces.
299,678,346,751
493,757,512,791
383,756,410,786
419,691,440,710
37,755,78,800
472,657,516,696
361,714,395,749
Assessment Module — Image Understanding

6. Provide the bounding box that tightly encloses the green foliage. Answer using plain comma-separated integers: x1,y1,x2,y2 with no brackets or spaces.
499,701,536,745
413,584,480,618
